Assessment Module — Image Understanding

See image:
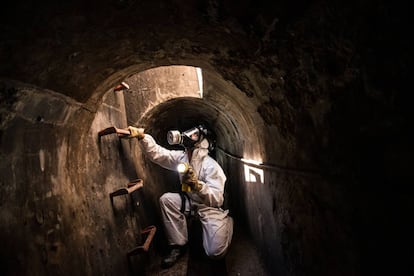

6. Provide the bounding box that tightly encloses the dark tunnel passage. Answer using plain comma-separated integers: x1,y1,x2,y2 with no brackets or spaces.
1,1,412,276
93,65,272,274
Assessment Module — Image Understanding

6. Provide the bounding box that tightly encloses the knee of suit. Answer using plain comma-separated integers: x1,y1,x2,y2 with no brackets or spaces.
159,193,171,208
203,232,230,259
159,192,180,209
204,242,227,259
202,217,233,259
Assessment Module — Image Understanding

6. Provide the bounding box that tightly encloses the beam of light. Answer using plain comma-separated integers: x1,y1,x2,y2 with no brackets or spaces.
241,158,262,165
196,67,203,98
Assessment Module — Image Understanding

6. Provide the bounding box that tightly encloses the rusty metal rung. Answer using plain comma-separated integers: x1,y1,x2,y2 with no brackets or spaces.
110,179,144,202
127,226,157,256
126,179,144,193
98,126,130,137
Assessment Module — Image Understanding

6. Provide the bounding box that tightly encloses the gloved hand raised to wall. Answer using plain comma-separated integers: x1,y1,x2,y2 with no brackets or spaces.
182,165,203,192
127,126,145,140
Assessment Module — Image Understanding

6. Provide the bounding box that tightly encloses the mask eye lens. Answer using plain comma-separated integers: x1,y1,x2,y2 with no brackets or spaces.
190,132,199,141
183,128,200,142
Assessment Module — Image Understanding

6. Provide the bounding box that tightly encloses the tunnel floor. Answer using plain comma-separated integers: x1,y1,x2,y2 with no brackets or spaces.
137,222,268,275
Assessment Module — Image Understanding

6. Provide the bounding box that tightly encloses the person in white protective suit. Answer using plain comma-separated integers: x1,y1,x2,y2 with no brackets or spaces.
127,125,233,269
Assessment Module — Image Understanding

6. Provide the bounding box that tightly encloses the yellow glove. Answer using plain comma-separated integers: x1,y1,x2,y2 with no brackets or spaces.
127,126,145,140
182,165,202,192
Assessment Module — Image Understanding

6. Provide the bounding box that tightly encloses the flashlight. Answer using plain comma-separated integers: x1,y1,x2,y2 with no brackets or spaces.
177,162,189,173
177,162,192,192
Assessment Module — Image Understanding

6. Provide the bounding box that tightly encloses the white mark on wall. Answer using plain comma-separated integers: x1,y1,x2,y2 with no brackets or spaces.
50,138,71,196
39,149,45,172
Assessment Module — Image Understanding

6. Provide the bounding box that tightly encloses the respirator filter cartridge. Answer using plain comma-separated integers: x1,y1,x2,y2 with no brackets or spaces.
167,130,182,145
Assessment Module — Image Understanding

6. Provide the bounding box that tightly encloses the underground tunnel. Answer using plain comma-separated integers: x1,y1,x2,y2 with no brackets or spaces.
93,65,271,274
0,1,412,276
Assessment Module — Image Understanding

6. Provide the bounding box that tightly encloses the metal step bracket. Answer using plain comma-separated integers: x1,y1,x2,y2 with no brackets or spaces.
98,126,130,138
110,179,144,205
127,225,157,255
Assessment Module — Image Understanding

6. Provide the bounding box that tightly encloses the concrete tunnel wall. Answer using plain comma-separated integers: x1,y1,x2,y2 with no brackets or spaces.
0,80,146,275
0,64,352,276
1,1,412,276
0,64,275,275
0,64,276,275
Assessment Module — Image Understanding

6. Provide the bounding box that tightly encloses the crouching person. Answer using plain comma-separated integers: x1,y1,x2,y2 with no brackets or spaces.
127,125,233,268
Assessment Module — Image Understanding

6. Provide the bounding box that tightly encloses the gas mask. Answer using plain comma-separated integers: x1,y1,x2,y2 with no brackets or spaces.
167,125,209,149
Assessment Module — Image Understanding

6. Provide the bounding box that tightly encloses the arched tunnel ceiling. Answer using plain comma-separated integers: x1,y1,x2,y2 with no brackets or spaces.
117,65,266,161
0,0,312,103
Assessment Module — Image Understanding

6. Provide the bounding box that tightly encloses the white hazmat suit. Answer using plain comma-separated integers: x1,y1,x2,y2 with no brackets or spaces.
139,134,233,258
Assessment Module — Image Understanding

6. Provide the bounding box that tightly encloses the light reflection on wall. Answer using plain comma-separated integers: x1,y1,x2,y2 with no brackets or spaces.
242,159,264,184
196,67,203,98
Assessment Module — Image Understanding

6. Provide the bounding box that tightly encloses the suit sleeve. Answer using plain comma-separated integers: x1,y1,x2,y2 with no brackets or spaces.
138,134,184,171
